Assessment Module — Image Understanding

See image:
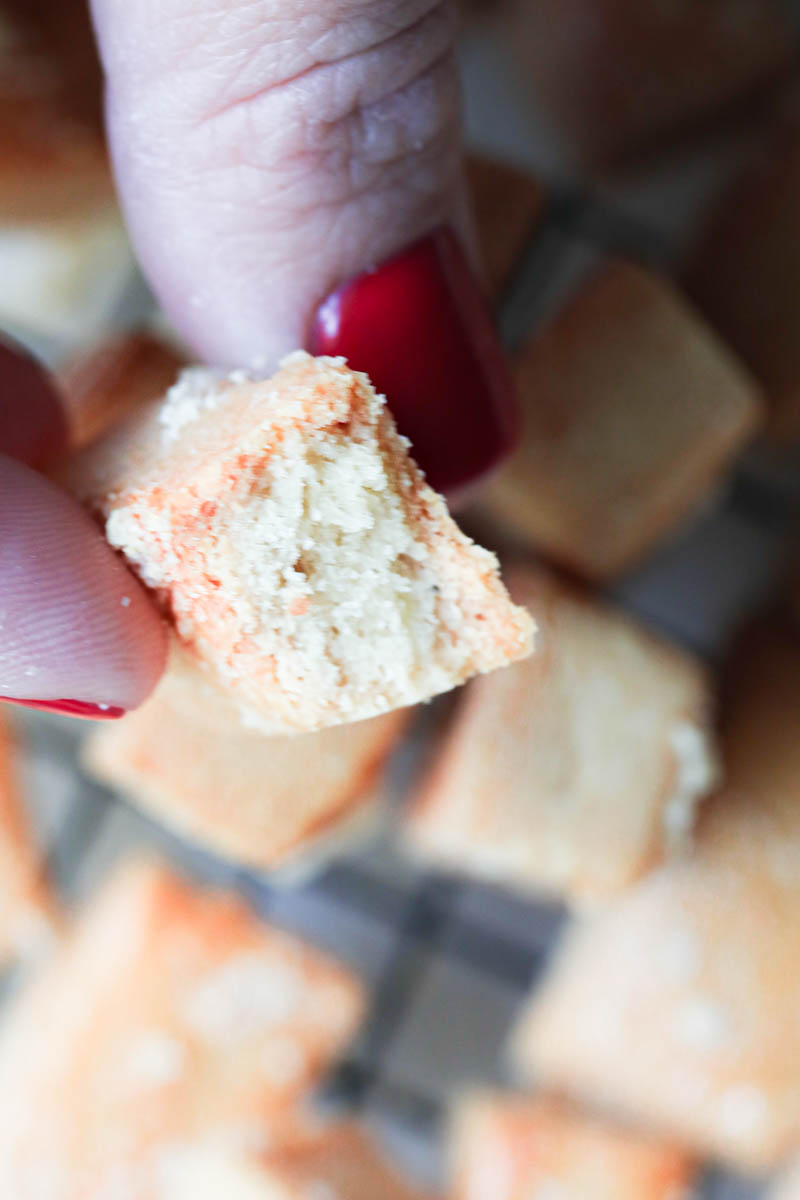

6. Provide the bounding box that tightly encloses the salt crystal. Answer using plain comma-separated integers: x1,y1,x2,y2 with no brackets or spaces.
663,721,719,849
123,1029,186,1090
673,997,731,1052
181,953,303,1044
717,1085,767,1138
158,368,225,444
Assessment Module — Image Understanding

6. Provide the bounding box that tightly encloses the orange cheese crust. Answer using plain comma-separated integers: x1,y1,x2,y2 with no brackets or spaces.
450,1092,695,1200
162,1122,432,1200
0,712,55,962
60,352,533,733
0,858,365,1198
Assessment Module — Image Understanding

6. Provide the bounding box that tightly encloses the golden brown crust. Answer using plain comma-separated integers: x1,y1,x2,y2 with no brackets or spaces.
466,154,546,303
406,565,717,904
58,333,189,452
84,651,410,870
0,0,104,126
450,1092,695,1200
0,0,109,221
483,261,762,579
0,104,112,222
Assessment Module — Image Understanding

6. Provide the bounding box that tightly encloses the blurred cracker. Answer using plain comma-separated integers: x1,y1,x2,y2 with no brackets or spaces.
498,0,795,167
405,565,718,905
685,132,800,442
84,649,410,873
59,333,189,451
481,260,763,579
0,857,365,1196
510,620,800,1171
466,154,546,304
0,710,56,962
157,1122,431,1200
449,1091,695,1200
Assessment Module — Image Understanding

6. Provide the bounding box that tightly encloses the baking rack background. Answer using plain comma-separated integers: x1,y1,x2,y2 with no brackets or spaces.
11,7,800,1199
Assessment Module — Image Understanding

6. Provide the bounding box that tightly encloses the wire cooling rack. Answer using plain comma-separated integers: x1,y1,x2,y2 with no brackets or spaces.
10,13,800,1200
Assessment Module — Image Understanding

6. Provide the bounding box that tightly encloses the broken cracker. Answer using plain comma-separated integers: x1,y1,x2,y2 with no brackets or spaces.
60,351,533,733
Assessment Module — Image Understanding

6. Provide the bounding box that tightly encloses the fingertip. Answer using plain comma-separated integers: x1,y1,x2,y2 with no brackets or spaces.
0,455,167,715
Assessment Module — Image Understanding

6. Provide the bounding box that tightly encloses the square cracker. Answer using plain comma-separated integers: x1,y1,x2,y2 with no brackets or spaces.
449,1091,695,1200
771,1161,800,1200
60,352,533,733
156,1123,430,1200
499,0,794,165
406,566,717,905
0,0,108,222
84,649,410,871
0,858,365,1198
0,711,54,961
466,154,545,304
685,135,800,442
59,333,188,452
510,622,800,1171
482,261,762,579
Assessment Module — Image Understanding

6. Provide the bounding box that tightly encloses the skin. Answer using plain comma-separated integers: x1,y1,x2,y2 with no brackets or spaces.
1,0,466,712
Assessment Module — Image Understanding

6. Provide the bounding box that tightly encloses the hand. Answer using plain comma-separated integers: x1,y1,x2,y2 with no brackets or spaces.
91,0,517,496
1,0,517,723
0,341,167,720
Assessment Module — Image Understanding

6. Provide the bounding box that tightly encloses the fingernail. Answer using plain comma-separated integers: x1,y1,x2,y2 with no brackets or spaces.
0,338,68,466
0,698,126,720
309,228,520,497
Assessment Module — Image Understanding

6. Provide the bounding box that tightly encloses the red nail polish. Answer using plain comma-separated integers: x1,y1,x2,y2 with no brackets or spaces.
0,698,126,720
310,228,520,497
0,338,68,467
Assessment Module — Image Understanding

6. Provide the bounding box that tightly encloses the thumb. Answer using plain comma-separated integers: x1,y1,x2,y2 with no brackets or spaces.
0,340,167,718
90,0,516,496
0,454,167,718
